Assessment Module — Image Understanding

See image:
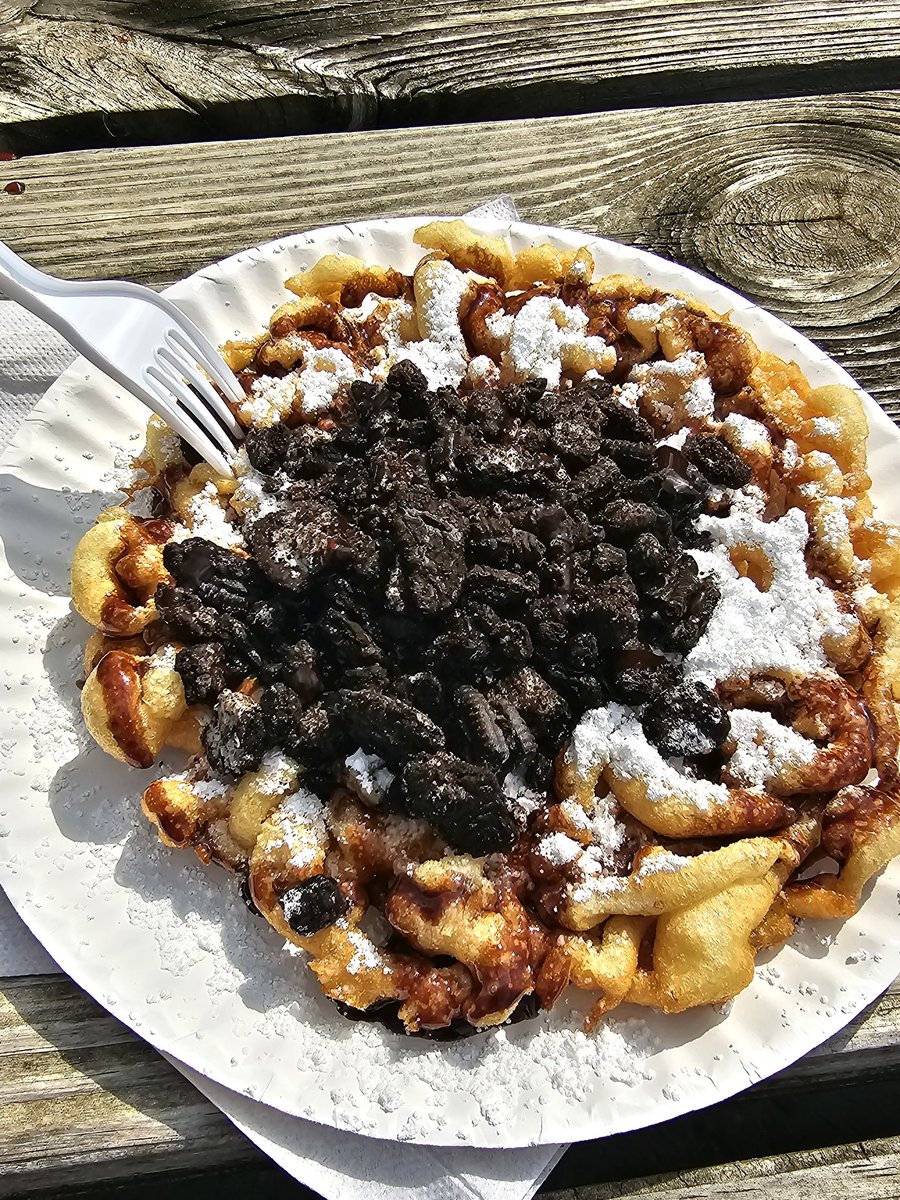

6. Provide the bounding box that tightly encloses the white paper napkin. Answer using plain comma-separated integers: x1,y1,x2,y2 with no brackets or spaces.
0,888,59,976
0,191,567,1198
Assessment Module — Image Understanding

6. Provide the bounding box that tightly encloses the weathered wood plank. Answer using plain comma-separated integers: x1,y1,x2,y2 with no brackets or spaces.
0,2,899,153
548,1135,900,1199
0,91,898,418
0,977,262,1196
2,972,900,1196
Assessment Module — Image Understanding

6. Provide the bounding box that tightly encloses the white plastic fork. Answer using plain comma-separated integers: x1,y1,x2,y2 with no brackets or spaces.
0,239,244,475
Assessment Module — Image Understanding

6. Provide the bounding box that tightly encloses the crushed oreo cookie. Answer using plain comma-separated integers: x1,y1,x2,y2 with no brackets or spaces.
159,362,739,853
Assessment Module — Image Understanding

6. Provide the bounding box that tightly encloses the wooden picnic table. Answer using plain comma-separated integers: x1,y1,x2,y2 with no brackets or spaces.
2,4,900,1197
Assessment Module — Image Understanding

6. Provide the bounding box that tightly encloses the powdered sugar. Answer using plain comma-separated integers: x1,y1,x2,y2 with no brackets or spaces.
192,778,230,802
231,459,278,523
503,771,544,816
343,748,394,806
614,381,643,410
242,370,301,426
565,503,854,822
629,350,714,425
406,260,471,389
571,843,694,904
365,298,417,376
538,831,582,866
558,796,626,867
684,375,715,418
645,350,704,380
725,709,817,789
378,811,437,859
297,346,361,413
634,850,692,876
345,925,391,977
658,427,689,450
853,582,881,611
237,252,623,430
266,787,327,870
488,296,616,387
239,343,361,425
626,301,663,325
805,450,840,476
814,495,852,552
254,749,299,795
782,438,801,470
465,353,500,388
686,506,854,685
170,481,244,550
722,412,771,452
625,297,683,330
812,416,840,437
147,643,177,670
568,704,731,820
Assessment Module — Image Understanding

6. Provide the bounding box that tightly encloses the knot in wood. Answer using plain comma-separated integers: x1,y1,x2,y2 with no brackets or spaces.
695,158,900,317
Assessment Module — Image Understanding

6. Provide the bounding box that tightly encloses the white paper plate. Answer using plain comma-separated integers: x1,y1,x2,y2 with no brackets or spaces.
1,217,899,1148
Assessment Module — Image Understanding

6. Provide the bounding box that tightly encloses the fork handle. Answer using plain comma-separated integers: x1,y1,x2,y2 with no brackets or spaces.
0,239,244,418
0,239,94,345
0,239,144,375
0,239,56,293
0,240,235,475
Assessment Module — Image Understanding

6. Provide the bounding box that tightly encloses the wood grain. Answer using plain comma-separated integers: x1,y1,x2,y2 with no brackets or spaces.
1,2,899,153
2,972,900,1196
0,91,898,416
0,976,263,1196
553,1135,900,1199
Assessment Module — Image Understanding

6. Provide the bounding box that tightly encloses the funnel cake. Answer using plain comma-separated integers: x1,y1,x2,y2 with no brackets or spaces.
71,221,900,1036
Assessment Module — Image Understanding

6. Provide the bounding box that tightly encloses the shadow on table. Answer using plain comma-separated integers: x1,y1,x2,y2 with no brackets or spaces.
4,27,900,162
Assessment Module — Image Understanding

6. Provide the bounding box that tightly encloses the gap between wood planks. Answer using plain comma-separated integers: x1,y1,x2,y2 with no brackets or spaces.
0,2,899,154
